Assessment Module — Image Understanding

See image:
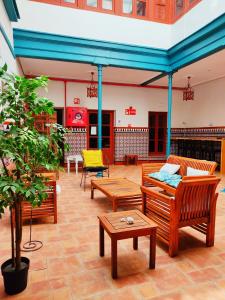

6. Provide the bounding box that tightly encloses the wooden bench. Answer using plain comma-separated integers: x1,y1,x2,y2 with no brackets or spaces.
142,155,217,187
22,181,57,224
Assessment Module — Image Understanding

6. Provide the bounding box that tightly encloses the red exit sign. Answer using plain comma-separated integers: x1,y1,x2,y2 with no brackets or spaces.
125,106,136,115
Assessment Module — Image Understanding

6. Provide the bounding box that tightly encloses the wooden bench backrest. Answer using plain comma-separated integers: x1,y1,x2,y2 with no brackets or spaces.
175,177,220,223
167,155,217,176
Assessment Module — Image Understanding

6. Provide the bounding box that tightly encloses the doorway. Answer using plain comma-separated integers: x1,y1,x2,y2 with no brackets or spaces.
55,108,64,125
87,110,114,164
55,107,64,163
149,111,167,156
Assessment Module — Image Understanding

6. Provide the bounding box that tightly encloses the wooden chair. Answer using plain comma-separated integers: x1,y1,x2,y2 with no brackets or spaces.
80,149,109,191
22,181,57,224
141,176,220,257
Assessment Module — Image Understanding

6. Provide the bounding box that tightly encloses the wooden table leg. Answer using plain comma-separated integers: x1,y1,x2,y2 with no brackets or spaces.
149,232,156,269
99,222,104,257
111,238,117,279
91,185,94,199
133,237,138,250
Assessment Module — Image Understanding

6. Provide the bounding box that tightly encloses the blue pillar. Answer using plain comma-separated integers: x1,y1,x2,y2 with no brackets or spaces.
166,73,173,157
97,64,103,149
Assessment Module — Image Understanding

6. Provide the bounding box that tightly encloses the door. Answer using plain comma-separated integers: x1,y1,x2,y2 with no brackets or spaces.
87,110,114,164
149,112,167,156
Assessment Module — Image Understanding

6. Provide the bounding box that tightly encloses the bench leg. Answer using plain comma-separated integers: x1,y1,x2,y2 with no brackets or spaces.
99,223,104,257
149,233,156,269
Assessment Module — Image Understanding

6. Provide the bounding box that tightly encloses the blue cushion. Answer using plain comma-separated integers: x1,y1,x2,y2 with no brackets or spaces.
148,171,171,182
165,178,181,188
148,172,181,188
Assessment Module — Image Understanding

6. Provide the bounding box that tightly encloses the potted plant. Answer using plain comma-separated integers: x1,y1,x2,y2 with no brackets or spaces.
0,64,67,295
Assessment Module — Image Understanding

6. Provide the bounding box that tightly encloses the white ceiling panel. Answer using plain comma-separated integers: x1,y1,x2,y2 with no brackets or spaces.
19,58,159,85
19,49,225,88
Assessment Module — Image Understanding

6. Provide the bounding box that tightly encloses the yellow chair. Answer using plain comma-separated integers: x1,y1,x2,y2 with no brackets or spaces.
80,150,109,190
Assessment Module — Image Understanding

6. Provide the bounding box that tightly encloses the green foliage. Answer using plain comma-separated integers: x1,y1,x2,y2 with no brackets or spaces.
0,65,68,217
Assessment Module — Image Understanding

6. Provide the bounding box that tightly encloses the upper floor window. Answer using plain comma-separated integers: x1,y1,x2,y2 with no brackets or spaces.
175,0,184,16
123,0,147,17
86,0,113,10
31,0,201,23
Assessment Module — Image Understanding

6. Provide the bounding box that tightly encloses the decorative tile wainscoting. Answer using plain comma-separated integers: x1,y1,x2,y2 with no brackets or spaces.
64,128,87,162
114,127,149,162
64,127,166,163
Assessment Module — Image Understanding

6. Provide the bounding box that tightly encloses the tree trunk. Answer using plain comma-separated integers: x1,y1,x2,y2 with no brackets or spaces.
10,207,15,268
15,200,22,271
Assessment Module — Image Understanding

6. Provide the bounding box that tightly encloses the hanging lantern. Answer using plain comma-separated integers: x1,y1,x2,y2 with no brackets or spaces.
183,76,194,101
87,72,98,98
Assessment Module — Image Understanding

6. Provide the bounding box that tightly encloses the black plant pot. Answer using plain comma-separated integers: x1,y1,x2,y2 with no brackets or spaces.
1,257,30,295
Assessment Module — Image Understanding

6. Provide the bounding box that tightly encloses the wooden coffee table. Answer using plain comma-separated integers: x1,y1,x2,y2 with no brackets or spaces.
98,210,157,278
91,177,142,211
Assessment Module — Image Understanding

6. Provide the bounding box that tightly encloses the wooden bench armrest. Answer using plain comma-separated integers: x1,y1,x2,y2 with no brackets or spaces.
141,186,174,205
182,175,216,180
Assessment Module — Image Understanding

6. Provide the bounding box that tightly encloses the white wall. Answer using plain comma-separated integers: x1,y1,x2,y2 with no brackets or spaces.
177,76,225,127
15,0,225,49
0,1,21,73
39,79,186,127
15,0,171,49
171,0,225,46
39,75,225,128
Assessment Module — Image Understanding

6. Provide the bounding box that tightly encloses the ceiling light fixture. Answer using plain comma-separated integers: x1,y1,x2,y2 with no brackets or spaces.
87,72,98,98
183,76,194,101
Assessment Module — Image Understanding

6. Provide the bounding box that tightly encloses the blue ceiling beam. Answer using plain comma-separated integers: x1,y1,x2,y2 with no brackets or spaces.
140,72,167,86
3,0,20,22
13,29,170,73
13,13,225,73
168,13,225,70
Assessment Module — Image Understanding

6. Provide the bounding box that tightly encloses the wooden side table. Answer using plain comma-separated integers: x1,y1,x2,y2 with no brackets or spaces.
125,154,138,165
98,210,157,278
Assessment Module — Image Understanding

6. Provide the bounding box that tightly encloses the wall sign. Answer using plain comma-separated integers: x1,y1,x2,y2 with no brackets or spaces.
66,107,88,127
125,106,136,115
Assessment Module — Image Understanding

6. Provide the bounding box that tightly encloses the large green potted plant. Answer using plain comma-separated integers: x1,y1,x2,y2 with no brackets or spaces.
0,65,67,295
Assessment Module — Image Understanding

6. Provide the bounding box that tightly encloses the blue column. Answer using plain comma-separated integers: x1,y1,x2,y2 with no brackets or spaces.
97,64,103,149
166,73,173,157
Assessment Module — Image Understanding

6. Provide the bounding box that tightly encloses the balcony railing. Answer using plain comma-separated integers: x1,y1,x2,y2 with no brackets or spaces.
31,0,201,23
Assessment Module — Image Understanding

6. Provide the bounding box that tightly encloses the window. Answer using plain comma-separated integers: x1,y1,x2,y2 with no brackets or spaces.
122,0,147,17
87,0,97,7
61,0,77,8
123,0,133,14
137,0,146,16
175,0,184,16
86,0,113,10
102,0,113,10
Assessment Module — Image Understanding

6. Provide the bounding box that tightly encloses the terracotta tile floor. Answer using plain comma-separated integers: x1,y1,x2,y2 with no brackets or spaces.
1,165,225,299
